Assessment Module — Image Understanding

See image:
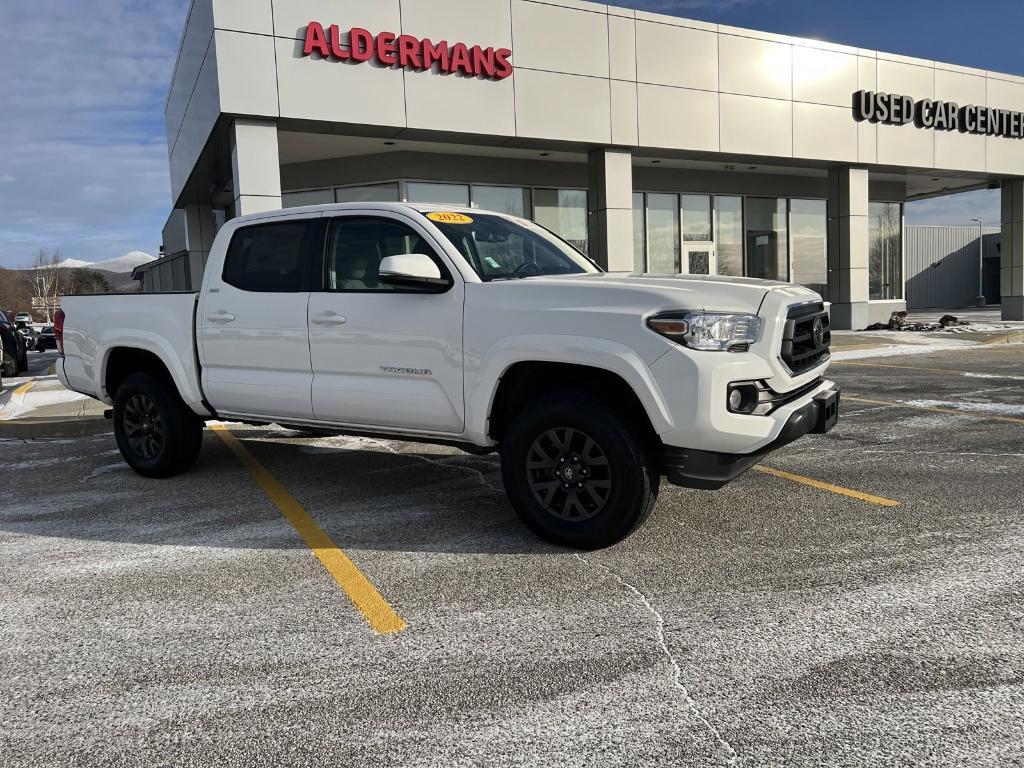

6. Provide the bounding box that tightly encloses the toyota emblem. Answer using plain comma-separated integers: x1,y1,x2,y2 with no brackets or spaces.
812,317,825,347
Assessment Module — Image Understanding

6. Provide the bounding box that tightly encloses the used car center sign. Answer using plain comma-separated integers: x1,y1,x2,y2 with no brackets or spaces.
854,89,1024,138
302,22,513,80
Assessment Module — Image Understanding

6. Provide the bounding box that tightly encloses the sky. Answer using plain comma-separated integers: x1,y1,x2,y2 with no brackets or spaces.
0,0,1020,267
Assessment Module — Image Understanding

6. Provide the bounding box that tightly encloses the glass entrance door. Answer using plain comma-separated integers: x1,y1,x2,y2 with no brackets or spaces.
682,242,715,275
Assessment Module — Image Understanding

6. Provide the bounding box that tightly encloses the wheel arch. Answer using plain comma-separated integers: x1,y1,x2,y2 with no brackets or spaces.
486,361,665,448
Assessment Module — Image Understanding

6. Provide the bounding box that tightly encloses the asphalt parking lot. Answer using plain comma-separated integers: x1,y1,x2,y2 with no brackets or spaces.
2,344,1023,767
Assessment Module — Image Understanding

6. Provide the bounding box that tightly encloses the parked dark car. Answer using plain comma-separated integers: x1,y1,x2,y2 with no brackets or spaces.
34,326,57,352
17,325,38,351
0,310,28,376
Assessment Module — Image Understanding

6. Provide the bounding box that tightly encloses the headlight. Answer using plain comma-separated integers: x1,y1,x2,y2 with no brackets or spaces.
647,311,762,352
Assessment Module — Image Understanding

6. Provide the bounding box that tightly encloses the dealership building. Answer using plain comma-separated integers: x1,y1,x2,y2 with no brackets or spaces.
150,0,1024,326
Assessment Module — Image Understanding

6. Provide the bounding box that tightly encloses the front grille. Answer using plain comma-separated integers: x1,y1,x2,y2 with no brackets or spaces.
780,302,831,374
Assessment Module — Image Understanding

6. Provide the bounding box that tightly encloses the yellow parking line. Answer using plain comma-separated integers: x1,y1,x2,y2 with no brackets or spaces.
754,465,899,507
844,395,1024,426
12,380,35,398
211,425,407,636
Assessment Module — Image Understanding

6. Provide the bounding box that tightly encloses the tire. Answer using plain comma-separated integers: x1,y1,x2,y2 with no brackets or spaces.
2,352,16,378
17,348,27,373
500,392,659,550
113,373,204,478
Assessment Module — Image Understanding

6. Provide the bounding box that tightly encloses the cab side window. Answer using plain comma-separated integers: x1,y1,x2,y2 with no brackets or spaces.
223,220,323,292
325,217,447,292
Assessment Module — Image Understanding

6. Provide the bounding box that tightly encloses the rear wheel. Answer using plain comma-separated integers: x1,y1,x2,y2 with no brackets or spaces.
500,393,659,550
113,373,204,478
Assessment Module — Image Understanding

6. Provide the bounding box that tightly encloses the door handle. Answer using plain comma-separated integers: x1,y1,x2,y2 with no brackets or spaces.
311,311,347,326
207,311,236,323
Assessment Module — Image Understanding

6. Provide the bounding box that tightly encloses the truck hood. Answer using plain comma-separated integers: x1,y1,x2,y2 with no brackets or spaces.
490,271,805,315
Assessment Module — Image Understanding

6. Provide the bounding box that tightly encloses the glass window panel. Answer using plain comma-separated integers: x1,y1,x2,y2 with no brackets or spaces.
715,196,743,277
326,217,444,292
223,221,318,293
869,202,903,300
405,182,470,206
283,189,334,208
790,199,828,300
744,198,788,281
533,189,588,255
471,185,531,217
336,183,400,203
646,193,680,273
681,194,712,242
632,192,645,272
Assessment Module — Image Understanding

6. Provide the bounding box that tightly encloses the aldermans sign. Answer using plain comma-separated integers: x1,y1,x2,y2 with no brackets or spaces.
302,22,513,80
854,89,1024,139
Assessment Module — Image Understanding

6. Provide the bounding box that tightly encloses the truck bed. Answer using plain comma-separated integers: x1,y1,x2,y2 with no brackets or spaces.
58,292,207,411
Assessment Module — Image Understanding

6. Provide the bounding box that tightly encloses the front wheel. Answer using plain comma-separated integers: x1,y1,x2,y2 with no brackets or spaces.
500,393,659,550
113,373,204,478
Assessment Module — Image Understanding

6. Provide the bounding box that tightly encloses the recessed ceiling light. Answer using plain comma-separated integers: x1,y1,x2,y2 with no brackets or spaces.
652,159,661,164
747,166,758,170
931,177,941,182
384,141,396,146
539,152,550,157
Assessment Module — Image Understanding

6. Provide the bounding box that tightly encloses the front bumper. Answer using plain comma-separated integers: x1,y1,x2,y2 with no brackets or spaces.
663,386,840,490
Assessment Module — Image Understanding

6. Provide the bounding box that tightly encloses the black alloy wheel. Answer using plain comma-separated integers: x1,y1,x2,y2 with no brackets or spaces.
121,393,167,461
526,427,611,521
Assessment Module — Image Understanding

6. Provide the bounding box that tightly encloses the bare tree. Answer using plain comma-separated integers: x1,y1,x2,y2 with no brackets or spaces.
24,248,65,323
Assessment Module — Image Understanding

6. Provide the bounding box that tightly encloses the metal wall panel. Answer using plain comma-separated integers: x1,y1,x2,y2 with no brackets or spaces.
905,225,1000,309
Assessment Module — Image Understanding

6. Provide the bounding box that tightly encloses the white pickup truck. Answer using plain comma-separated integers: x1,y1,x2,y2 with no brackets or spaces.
58,202,838,549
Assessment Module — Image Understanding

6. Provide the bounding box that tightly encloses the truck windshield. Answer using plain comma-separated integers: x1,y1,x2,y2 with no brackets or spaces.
424,212,600,281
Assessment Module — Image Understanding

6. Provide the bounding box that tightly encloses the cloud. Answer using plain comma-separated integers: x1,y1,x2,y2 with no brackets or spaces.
0,0,189,266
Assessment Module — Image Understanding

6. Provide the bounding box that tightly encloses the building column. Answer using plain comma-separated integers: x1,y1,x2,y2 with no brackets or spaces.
230,118,282,216
826,167,870,330
1000,179,1024,320
587,148,634,272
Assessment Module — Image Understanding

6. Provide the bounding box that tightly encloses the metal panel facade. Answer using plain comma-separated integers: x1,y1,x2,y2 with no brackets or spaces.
905,225,1000,309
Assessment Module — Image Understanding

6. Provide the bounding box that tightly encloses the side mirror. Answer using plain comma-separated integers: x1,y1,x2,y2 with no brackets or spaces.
378,254,451,291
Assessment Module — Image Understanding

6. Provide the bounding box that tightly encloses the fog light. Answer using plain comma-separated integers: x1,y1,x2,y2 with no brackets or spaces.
727,383,760,414
728,389,743,411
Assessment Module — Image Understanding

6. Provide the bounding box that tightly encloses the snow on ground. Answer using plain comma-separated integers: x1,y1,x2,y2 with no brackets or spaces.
830,334,991,361
906,399,1024,416
0,383,89,421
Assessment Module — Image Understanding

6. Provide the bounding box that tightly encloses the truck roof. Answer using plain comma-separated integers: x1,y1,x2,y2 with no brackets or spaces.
232,201,489,225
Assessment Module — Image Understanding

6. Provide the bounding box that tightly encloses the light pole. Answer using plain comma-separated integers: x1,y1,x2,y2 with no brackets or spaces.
970,218,985,307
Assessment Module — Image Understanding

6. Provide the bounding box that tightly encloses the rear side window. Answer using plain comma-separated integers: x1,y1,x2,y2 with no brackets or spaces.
223,220,324,292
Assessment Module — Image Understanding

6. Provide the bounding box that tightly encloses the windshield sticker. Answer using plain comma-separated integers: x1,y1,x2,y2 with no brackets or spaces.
427,212,474,224
484,256,501,269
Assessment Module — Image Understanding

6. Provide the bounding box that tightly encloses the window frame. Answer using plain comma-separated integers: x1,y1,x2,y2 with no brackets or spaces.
221,217,327,293
319,213,457,295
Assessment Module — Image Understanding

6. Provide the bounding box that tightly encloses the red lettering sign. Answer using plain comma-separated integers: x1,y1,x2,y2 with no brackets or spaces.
302,22,513,80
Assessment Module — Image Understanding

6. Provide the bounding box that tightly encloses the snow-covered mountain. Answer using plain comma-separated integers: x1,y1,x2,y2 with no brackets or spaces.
89,251,156,273
46,258,91,269
20,251,156,273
